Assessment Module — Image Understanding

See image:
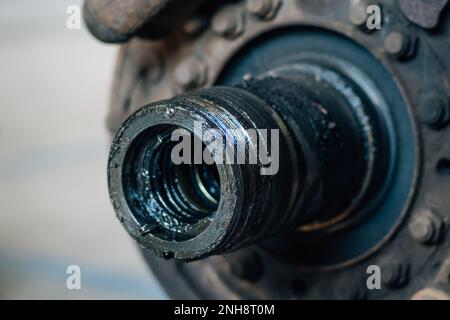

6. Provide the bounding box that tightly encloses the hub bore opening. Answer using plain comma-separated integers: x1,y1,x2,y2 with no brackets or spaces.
122,124,220,241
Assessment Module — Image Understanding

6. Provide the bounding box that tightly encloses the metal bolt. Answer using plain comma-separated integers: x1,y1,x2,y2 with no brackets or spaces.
247,0,271,17
384,31,411,58
417,98,450,128
380,260,409,288
247,0,281,20
174,57,208,90
230,252,263,282
349,0,368,26
409,209,443,244
213,15,235,35
212,9,245,38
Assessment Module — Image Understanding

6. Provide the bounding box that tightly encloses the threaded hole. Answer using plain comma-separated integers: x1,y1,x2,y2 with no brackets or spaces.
122,125,220,241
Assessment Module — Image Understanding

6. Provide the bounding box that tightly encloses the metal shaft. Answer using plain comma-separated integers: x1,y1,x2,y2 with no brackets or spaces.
108,68,389,260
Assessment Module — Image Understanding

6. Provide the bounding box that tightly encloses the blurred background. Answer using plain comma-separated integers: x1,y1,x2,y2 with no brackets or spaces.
0,0,167,299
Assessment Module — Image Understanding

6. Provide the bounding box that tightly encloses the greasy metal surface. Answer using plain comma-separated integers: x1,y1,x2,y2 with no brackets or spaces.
89,0,450,299
216,33,416,268
108,72,390,260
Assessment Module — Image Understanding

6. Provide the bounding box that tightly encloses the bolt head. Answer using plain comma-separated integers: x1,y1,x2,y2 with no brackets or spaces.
174,58,207,90
247,0,272,18
212,14,237,36
409,209,443,244
384,32,409,57
174,63,195,87
417,99,449,128
212,9,245,38
409,216,433,242
349,2,367,26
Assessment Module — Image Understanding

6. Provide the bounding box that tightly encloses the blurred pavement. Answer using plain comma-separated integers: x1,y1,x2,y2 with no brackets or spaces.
0,0,167,299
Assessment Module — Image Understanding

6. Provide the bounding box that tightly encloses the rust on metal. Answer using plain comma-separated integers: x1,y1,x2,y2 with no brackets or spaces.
83,0,207,43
